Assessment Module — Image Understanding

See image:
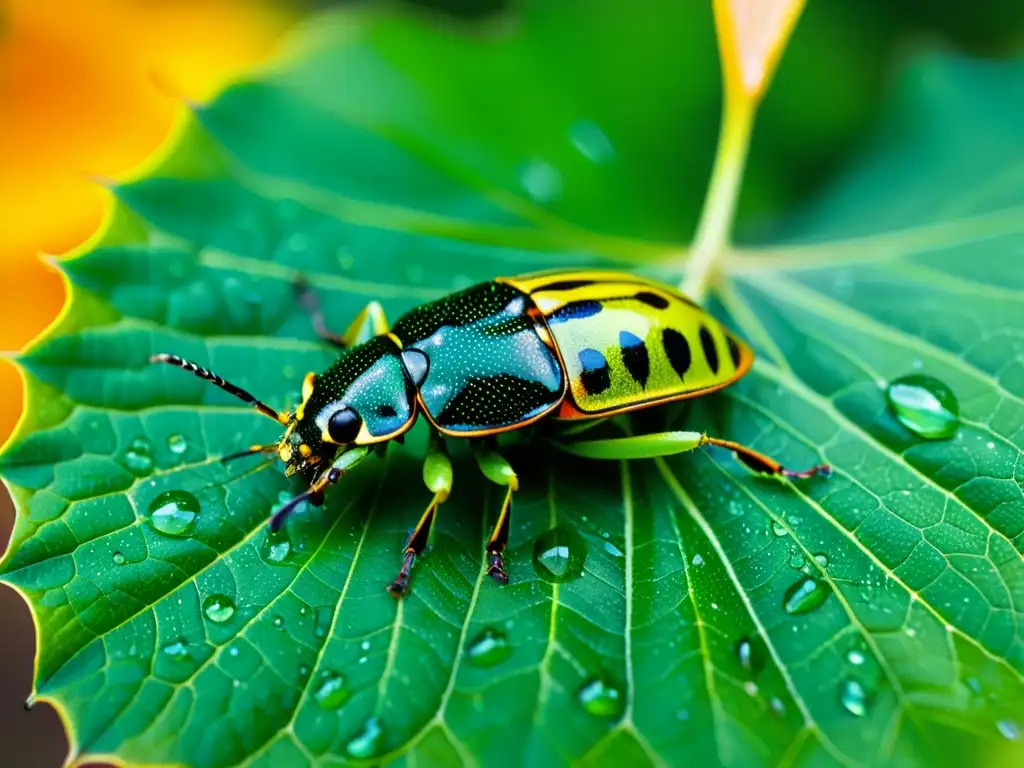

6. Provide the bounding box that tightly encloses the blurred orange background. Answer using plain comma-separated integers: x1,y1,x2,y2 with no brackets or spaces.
0,2,296,764
0,0,294,447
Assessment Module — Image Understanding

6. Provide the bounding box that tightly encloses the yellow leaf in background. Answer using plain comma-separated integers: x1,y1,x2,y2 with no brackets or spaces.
0,0,295,446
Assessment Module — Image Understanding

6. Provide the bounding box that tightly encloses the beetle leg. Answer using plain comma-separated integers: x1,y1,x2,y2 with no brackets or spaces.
388,437,452,597
296,278,389,348
551,430,831,478
472,442,519,585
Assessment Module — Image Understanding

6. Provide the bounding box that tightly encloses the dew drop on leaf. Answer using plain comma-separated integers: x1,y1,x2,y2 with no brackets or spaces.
261,529,293,565
846,648,867,666
769,697,786,718
346,717,383,759
314,607,332,638
465,627,512,668
885,374,959,439
771,521,788,537
313,671,350,710
202,594,236,624
162,639,190,660
839,679,868,717
112,552,126,566
568,119,616,164
735,637,754,671
787,548,806,570
518,159,562,203
167,434,188,456
813,553,830,569
122,438,154,476
997,720,1021,740
272,615,285,630
578,674,624,719
532,526,586,584
148,491,200,537
602,540,625,559
783,575,831,615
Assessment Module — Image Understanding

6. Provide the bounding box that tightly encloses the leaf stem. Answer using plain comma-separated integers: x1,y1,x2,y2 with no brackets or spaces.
682,92,755,302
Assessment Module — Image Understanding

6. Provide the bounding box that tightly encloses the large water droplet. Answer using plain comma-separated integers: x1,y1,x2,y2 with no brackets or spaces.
148,491,199,536
839,679,868,716
532,527,586,584
202,594,236,624
466,627,512,668
261,529,292,565
783,576,831,615
122,438,154,476
519,159,562,203
578,674,624,719
997,719,1021,741
112,551,126,566
771,521,788,537
313,671,350,710
346,717,383,759
568,119,616,164
846,647,866,666
885,374,959,440
162,638,190,660
167,434,188,456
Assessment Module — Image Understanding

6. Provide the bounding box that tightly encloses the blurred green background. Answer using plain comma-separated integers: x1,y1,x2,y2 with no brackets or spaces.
1,0,1022,766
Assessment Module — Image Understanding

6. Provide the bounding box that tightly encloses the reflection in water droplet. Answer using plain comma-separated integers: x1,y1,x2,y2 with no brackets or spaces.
203,594,236,624
840,679,868,716
162,639,190,660
261,529,292,565
771,521,788,537
885,374,959,440
346,717,383,759
602,540,624,558
846,648,866,666
122,438,154,476
167,434,188,456
519,159,562,203
568,119,616,164
112,552,126,566
997,720,1021,741
532,527,586,584
691,553,704,567
272,615,285,630
783,576,831,615
734,637,755,673
313,671,350,710
813,553,830,569
148,491,200,536
466,627,512,668
578,674,624,719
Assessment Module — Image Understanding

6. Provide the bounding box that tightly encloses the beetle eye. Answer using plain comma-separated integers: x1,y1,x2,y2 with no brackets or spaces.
327,407,362,444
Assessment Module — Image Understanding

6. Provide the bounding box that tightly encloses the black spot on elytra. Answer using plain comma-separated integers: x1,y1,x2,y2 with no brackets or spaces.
378,404,397,418
661,328,692,380
578,348,611,395
727,336,742,369
548,300,603,325
634,291,670,310
534,278,595,292
700,326,719,374
619,331,649,388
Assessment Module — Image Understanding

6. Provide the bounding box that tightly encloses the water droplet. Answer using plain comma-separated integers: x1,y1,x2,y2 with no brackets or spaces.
202,594,236,624
602,540,625,559
578,674,624,719
997,719,1020,740
148,491,200,536
167,434,188,456
568,119,616,164
346,717,383,759
783,576,831,615
360,639,371,651
519,159,562,203
813,553,830,569
734,637,755,672
846,648,866,666
743,681,758,696
532,527,586,584
314,607,332,638
313,671,350,710
112,551,126,566
885,374,959,440
771,521,788,537
787,548,806,570
691,553,704,567
261,529,292,565
272,615,285,630
162,638,190,660
122,438,154,476
839,679,868,716
465,627,512,668
769,697,786,717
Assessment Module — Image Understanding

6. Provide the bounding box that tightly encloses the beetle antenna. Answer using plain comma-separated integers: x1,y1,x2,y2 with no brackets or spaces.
150,354,287,424
221,444,279,464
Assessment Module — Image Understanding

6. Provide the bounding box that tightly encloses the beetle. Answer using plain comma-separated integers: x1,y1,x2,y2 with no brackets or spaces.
151,269,830,595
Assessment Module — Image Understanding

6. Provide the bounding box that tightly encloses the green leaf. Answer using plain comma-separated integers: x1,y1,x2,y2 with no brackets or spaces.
3,3,1023,766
